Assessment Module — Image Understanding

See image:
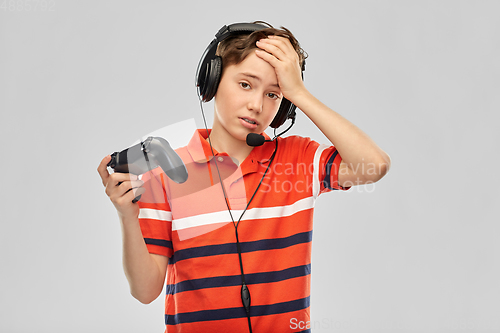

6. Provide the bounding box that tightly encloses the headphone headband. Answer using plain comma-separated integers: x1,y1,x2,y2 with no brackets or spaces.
215,23,268,41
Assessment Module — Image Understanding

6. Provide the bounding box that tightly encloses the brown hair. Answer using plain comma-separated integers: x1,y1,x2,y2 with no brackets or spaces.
216,21,307,73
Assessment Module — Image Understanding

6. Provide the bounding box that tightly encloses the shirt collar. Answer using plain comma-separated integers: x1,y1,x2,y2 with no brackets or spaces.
186,129,275,164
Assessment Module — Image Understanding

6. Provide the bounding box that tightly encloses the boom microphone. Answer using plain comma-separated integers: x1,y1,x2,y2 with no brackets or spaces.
246,133,271,147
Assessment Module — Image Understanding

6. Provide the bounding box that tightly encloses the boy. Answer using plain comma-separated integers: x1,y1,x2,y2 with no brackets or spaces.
98,21,390,332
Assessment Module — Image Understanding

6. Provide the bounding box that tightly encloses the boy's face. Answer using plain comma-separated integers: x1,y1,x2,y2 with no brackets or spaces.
213,52,282,142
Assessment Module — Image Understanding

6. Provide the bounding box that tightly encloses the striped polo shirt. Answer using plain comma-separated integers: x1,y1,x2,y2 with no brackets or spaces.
137,129,347,333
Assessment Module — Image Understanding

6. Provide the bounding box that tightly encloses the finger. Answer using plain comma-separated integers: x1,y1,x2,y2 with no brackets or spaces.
254,48,280,67
261,36,297,58
132,186,146,200
119,185,146,205
129,179,145,189
107,178,144,199
268,35,294,46
108,172,140,188
97,155,112,187
256,39,287,61
119,179,145,190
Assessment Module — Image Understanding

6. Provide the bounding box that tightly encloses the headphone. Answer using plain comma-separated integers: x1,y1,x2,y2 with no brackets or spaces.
195,22,305,129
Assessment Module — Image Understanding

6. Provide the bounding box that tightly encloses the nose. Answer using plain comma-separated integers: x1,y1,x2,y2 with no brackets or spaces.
247,92,263,113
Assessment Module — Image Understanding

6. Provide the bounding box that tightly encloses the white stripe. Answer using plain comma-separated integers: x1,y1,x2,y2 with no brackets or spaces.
139,208,172,221
172,196,315,231
313,144,329,199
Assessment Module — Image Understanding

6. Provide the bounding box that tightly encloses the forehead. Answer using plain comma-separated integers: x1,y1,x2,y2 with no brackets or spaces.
224,53,278,85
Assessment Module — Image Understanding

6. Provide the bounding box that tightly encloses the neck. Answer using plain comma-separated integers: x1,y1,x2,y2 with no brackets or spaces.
208,123,253,164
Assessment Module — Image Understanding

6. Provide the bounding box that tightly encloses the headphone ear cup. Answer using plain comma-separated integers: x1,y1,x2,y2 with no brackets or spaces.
270,98,296,128
198,59,209,101
203,56,222,102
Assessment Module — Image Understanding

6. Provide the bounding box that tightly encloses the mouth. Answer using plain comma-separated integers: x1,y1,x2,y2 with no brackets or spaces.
239,117,259,129
240,117,257,125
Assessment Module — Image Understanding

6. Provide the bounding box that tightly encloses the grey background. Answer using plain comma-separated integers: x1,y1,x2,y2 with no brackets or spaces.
1,0,499,332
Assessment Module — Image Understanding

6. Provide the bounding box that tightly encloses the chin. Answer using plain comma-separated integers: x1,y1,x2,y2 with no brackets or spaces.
234,130,251,142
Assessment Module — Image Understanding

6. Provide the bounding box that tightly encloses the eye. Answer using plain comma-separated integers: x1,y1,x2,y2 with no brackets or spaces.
240,82,250,89
267,92,280,100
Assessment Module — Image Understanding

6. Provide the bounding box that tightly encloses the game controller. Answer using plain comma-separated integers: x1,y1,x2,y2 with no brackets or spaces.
107,136,188,202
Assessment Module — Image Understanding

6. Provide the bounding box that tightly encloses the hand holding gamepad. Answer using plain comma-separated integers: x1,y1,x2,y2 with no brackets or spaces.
98,155,145,219
106,136,188,203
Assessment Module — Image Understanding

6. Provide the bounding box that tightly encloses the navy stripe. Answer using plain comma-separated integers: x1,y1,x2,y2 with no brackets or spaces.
165,296,310,325
166,264,311,295
323,150,339,190
171,230,312,264
144,238,173,249
251,295,310,317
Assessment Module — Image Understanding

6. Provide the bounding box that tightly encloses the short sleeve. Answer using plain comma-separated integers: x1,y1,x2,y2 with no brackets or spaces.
137,168,173,258
278,136,350,199
315,145,351,196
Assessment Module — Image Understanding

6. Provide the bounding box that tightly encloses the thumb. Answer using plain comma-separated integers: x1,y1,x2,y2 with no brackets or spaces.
97,155,112,186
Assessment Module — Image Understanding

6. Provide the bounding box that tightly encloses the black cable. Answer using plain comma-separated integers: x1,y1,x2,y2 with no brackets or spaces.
273,117,295,140
235,228,252,332
198,96,279,333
